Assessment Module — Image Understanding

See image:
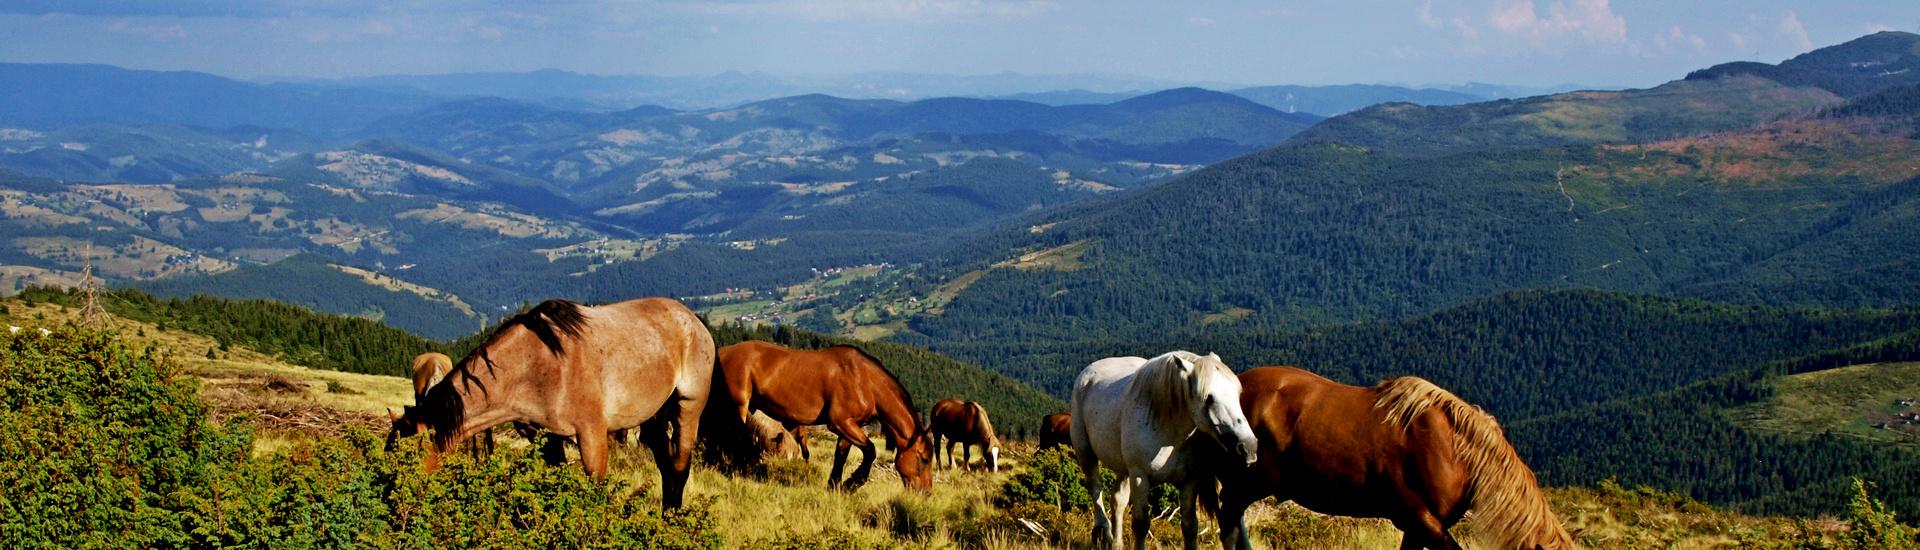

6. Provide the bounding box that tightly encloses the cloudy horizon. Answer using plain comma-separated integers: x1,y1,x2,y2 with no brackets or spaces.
2,1,1917,89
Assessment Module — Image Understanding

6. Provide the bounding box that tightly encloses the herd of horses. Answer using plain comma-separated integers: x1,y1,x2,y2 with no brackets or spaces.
386,297,1575,549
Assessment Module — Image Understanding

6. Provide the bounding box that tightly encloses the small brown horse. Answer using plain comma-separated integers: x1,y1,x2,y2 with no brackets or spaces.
1217,366,1574,550
389,298,715,509
1038,411,1072,450
410,352,453,398
715,340,933,491
930,398,1000,471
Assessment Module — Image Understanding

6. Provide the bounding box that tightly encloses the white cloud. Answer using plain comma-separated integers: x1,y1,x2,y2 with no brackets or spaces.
1778,10,1812,51
1487,0,1626,44
1187,16,1215,27
1417,0,1442,29
1729,31,1747,49
106,18,186,40
1655,25,1705,54
1452,17,1479,39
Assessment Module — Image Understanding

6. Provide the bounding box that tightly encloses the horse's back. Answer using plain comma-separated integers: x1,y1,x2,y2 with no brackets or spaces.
1039,411,1072,449
931,398,968,435
1239,366,1466,518
589,297,716,425
411,352,452,397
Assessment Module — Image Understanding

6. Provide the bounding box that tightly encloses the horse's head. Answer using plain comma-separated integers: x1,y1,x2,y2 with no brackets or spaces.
895,416,936,491
386,406,421,449
970,402,1001,473
1183,353,1258,466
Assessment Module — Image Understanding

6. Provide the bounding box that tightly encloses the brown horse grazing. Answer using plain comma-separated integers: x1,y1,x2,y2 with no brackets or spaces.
388,298,715,509
1217,367,1575,550
1038,411,1072,450
407,352,497,457
930,398,1000,472
715,340,933,491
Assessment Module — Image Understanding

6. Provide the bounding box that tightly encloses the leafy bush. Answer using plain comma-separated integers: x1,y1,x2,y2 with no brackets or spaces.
997,446,1110,511
0,327,250,547
0,327,722,548
862,495,940,541
1848,478,1918,550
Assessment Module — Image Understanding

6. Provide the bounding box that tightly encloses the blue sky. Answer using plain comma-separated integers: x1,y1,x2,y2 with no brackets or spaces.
1,1,1916,87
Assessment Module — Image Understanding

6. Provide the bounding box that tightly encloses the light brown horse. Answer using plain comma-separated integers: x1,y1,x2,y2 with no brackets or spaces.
411,352,453,398
388,298,715,509
1038,411,1072,450
1217,366,1574,550
715,340,933,491
931,398,1000,471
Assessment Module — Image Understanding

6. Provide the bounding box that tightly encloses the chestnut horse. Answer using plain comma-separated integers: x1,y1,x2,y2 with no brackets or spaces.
388,298,715,509
930,398,1000,471
715,340,933,491
1038,411,1072,450
1217,367,1574,550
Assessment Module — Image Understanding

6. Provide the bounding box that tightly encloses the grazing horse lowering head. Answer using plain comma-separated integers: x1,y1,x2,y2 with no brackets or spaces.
1173,352,1258,465
892,415,936,490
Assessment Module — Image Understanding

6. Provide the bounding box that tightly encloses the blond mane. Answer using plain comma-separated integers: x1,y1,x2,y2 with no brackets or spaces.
1375,377,1576,550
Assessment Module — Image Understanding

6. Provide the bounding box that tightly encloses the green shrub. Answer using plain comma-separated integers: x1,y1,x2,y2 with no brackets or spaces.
998,446,1112,511
0,326,250,547
1847,478,1918,550
0,327,722,548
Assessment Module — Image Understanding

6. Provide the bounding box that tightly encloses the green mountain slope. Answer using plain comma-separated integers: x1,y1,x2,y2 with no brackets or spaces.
1286,75,1839,156
1687,31,1920,98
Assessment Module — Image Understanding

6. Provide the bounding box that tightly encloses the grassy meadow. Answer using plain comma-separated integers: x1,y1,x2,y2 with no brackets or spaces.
0,298,1900,548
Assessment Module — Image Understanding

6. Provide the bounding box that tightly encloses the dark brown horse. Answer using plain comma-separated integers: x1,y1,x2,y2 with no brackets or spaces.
1217,366,1574,550
389,298,715,509
930,398,1000,472
714,340,933,491
1038,411,1072,450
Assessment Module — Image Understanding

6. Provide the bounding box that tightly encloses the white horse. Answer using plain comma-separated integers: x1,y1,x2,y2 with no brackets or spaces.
1071,351,1259,550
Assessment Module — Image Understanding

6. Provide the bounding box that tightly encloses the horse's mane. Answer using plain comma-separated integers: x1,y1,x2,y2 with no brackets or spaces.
417,299,589,451
831,344,922,450
966,401,997,443
1141,351,1199,427
1375,376,1574,550
498,299,589,357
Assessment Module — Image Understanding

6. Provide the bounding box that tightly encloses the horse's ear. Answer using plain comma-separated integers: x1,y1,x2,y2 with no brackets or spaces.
388,407,401,422
1207,352,1221,362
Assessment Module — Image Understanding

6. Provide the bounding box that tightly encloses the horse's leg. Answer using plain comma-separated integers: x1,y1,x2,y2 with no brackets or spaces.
1128,477,1153,550
540,434,569,466
828,436,853,489
1217,477,1265,550
848,435,878,490
661,393,702,510
1115,476,1141,550
1395,511,1460,550
577,424,611,480
1180,482,1200,550
1082,453,1114,548
963,442,972,470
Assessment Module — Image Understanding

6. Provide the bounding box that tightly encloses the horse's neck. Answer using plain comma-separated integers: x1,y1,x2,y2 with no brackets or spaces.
1137,362,1198,434
873,386,919,440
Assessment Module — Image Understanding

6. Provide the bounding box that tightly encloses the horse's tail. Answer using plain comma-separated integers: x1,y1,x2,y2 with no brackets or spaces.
1376,377,1576,550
